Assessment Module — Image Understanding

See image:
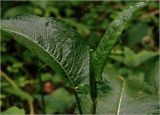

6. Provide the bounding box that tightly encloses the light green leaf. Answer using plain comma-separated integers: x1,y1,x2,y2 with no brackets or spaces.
134,50,158,66
110,47,158,67
97,66,159,114
1,15,90,86
2,106,25,115
109,55,124,64
81,65,159,114
123,47,135,66
93,2,147,80
5,86,33,101
3,5,42,18
63,18,90,35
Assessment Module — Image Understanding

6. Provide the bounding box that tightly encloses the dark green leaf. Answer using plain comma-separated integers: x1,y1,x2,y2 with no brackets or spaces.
1,15,90,86
93,2,147,80
128,22,150,45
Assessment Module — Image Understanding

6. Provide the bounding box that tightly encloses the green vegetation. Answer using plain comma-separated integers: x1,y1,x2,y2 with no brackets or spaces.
1,1,159,114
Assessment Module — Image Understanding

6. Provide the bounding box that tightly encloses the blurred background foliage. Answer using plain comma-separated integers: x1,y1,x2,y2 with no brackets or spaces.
1,0,159,114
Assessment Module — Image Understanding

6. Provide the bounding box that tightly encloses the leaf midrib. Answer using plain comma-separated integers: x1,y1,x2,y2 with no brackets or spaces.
116,77,125,115
2,28,75,87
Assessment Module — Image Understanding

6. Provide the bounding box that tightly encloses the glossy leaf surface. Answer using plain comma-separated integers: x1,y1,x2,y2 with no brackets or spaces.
1,15,90,86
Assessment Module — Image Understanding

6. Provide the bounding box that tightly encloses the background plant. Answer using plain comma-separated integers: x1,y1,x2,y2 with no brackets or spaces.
1,1,159,114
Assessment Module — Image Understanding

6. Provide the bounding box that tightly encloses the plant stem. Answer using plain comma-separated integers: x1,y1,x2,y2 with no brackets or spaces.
73,89,83,114
37,64,83,114
89,50,97,114
0,70,17,88
0,70,34,114
67,78,83,114
28,100,34,115
63,70,83,113
38,72,46,114
116,76,125,115
91,98,97,114
38,64,47,114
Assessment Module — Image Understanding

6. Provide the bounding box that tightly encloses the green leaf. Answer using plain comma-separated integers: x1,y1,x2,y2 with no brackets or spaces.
3,5,42,18
144,60,159,94
29,0,49,9
110,47,158,67
93,2,147,80
134,50,158,66
127,22,150,45
5,86,33,101
82,65,159,114
1,69,33,101
36,88,75,114
97,66,159,114
123,47,135,66
2,106,25,115
81,65,159,115
1,15,90,86
63,18,90,35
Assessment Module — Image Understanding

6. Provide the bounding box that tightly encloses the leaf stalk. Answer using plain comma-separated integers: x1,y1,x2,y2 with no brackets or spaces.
90,50,97,114
74,90,83,114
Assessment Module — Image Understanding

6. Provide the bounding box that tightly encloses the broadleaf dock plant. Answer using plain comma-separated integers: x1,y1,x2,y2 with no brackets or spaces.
1,1,159,114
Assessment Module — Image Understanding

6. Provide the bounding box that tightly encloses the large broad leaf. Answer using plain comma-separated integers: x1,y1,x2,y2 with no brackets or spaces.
1,15,90,86
96,66,159,114
80,64,159,114
93,2,147,80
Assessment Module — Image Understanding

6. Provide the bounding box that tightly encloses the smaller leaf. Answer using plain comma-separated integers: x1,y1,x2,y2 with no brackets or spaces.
109,55,124,64
93,2,147,80
2,106,25,115
134,50,158,66
30,0,49,9
123,47,135,66
128,22,150,45
3,5,42,18
110,47,158,67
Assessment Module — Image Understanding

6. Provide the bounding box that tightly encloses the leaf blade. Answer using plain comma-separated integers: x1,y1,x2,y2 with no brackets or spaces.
96,65,159,114
1,15,90,86
2,106,25,115
93,2,147,80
